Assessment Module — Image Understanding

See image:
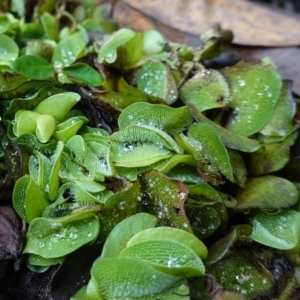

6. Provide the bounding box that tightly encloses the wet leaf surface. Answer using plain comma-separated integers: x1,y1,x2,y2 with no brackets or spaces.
235,175,298,209
1,1,300,299
207,249,273,299
139,169,191,230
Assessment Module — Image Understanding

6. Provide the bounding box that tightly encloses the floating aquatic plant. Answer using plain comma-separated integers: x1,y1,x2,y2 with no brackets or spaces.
0,1,300,299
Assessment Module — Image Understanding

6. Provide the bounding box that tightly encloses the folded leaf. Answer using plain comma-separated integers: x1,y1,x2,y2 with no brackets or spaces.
120,239,205,277
101,213,157,259
23,211,100,258
87,258,181,299
118,102,193,133
126,226,207,258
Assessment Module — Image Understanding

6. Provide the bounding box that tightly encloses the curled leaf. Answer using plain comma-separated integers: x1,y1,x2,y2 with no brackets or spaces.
34,92,81,122
87,258,181,299
118,102,193,133
137,61,178,104
120,239,205,277
12,174,49,222
126,226,207,259
101,213,158,259
180,69,230,111
110,125,174,167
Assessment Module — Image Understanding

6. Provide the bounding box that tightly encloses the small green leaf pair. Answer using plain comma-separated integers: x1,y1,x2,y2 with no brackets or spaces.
75,213,207,299
10,30,103,86
12,92,82,143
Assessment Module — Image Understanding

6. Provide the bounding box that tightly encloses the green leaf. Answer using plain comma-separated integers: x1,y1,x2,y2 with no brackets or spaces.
118,102,193,134
97,28,135,64
137,61,178,104
23,211,100,258
251,210,300,251
110,125,174,167
0,32,19,62
143,30,165,55
34,92,81,122
40,11,58,41
52,31,87,68
25,40,54,62
35,114,56,143
206,224,253,264
71,285,87,300
11,55,54,80
27,253,65,267
53,115,88,143
248,132,297,175
42,181,106,218
187,123,234,182
120,239,205,277
207,250,273,299
63,63,103,86
126,227,207,259
185,202,222,239
180,69,230,111
101,213,158,259
259,81,296,138
154,154,196,173
87,258,181,299
12,110,40,136
235,175,298,210
29,141,63,201
84,142,114,177
188,105,261,153
12,174,50,222
0,13,14,34
222,60,282,137
139,169,191,231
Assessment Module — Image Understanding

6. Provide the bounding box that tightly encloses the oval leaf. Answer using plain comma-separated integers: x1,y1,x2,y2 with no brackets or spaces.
137,61,178,104
126,226,207,259
87,258,181,299
23,211,100,258
118,102,193,133
110,125,174,167
222,61,282,137
11,55,54,80
236,175,298,209
101,213,158,259
63,63,103,86
180,69,230,111
188,123,234,182
12,174,50,223
251,210,300,251
120,239,205,277
0,32,19,61
34,92,81,122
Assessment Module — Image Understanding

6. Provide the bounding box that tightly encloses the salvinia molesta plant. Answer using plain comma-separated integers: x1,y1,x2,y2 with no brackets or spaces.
0,1,300,299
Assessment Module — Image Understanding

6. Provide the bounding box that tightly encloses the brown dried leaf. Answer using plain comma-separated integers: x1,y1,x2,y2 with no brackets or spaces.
113,1,201,46
122,0,300,46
